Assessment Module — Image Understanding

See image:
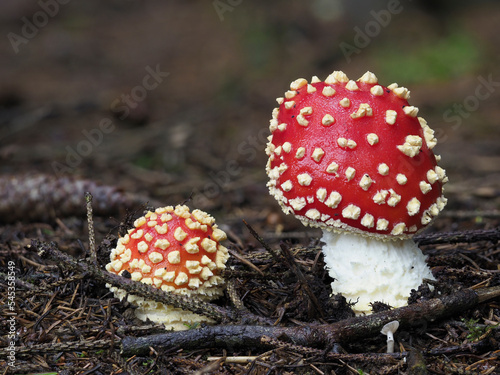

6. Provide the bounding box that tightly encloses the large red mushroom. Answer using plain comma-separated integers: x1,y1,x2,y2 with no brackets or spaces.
106,205,229,330
266,71,447,314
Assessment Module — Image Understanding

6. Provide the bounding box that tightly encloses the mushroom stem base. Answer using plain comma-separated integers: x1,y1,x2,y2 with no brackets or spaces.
321,231,434,315
135,304,216,331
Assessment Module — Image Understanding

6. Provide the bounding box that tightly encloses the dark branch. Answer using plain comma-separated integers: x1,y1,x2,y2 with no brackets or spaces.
33,239,238,323
415,227,500,246
0,173,162,223
121,285,500,356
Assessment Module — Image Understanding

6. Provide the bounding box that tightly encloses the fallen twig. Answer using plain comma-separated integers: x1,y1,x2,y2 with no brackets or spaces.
0,338,115,358
85,191,97,265
243,219,282,263
120,285,500,356
426,335,498,356
415,227,500,246
261,335,400,365
22,273,85,298
32,239,274,326
0,173,162,223
279,242,325,318
33,239,238,323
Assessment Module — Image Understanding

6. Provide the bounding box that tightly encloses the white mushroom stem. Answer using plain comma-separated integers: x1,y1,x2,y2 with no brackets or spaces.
386,331,395,353
381,321,400,353
321,231,435,315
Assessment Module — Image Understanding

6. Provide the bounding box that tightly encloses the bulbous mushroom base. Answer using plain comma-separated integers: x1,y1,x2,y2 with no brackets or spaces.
107,279,224,331
134,303,215,331
321,231,434,315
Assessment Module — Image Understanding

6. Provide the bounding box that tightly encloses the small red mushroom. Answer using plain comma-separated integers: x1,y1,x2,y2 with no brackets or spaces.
106,205,229,330
266,71,447,314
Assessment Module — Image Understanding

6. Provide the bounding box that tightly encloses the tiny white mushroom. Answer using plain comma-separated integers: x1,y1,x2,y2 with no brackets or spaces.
380,321,399,353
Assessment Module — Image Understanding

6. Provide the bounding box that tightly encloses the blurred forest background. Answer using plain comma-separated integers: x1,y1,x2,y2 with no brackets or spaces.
0,0,499,233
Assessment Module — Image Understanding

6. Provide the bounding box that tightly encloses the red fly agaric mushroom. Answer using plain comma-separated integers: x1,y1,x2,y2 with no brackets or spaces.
266,71,447,314
106,205,229,330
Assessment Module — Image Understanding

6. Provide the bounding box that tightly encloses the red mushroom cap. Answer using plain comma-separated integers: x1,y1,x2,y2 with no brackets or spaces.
106,205,229,298
266,71,448,239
